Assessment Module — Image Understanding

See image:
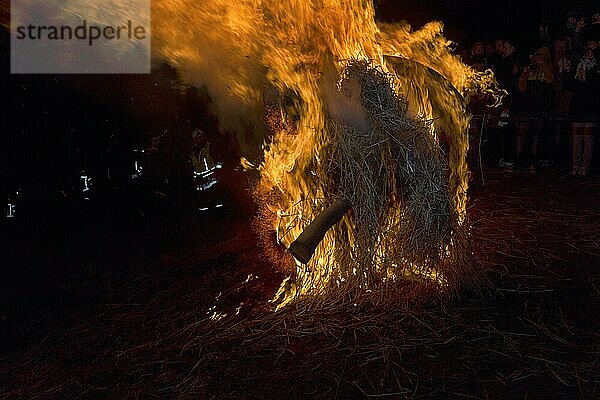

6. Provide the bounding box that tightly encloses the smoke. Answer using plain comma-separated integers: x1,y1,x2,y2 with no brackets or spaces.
152,0,271,157
322,68,371,134
151,0,385,158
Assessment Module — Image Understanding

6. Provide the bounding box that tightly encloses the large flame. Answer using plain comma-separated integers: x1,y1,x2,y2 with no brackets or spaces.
152,0,500,307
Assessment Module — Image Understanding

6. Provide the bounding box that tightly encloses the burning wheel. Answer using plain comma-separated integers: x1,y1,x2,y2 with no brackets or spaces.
254,60,485,309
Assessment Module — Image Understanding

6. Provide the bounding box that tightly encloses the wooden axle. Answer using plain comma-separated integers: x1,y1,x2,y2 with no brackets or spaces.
287,198,351,264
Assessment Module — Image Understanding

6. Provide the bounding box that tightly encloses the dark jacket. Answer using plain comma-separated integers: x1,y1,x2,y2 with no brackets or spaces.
517,69,554,115
496,52,520,110
517,47,554,115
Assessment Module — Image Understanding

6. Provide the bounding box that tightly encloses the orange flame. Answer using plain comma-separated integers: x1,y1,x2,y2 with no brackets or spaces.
152,0,501,307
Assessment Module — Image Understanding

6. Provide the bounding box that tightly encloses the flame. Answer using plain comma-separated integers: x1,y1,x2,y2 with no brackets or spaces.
151,0,501,308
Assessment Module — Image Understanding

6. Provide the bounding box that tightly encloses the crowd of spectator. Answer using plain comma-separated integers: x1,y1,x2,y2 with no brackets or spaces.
464,10,600,176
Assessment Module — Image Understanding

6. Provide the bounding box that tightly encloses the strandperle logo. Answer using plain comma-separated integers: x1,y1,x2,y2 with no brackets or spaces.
11,0,151,74
15,20,147,47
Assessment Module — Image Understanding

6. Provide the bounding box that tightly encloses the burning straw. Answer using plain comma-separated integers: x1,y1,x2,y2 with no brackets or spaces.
258,59,481,308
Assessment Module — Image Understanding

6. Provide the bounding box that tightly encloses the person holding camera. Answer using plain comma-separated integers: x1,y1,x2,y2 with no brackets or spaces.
516,47,554,173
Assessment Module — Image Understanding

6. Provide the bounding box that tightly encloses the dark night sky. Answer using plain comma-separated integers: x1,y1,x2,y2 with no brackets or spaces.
375,0,600,51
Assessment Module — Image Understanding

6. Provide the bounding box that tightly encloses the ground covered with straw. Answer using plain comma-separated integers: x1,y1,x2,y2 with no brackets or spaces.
1,172,599,399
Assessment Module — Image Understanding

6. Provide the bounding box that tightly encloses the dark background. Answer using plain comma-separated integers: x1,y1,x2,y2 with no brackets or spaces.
376,0,599,51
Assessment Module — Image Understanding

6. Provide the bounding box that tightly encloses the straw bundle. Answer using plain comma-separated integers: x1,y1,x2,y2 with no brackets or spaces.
257,58,475,303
